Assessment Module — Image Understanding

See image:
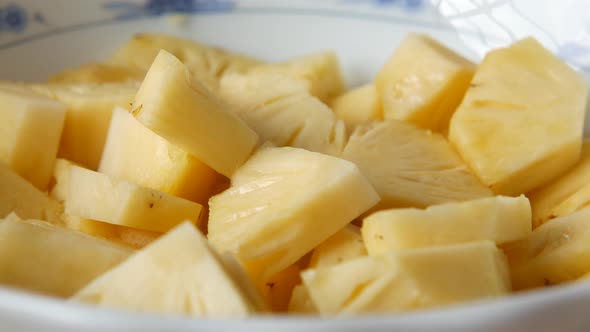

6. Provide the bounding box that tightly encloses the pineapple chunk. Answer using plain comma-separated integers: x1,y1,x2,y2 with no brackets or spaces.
73,222,263,317
64,165,202,233
342,120,492,210
503,206,590,290
49,63,144,84
208,146,379,281
0,215,132,297
362,195,531,254
449,38,587,196
329,84,381,129
375,34,475,133
528,141,590,227
0,164,61,224
0,88,66,189
219,72,346,155
99,107,220,205
309,224,367,268
132,50,258,177
302,241,509,315
288,285,317,314
248,51,345,103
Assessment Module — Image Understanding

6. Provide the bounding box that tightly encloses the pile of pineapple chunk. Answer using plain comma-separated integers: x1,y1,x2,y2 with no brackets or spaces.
0,33,588,318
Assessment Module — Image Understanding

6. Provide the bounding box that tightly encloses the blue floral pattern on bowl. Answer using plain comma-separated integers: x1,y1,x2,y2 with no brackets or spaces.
0,4,27,32
104,0,235,19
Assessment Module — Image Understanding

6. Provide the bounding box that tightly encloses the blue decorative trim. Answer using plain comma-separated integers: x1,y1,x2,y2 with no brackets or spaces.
0,4,28,32
104,0,235,19
340,0,423,11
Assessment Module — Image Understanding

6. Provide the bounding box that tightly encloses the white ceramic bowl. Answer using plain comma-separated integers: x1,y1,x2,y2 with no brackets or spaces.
1,0,590,331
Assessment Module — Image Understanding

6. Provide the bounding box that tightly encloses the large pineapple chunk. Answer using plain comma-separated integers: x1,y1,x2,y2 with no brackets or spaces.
375,34,475,133
132,50,258,177
329,84,381,129
99,107,220,204
73,222,263,317
0,215,132,297
362,195,531,254
528,141,590,227
302,241,509,315
248,51,345,103
208,147,379,281
49,63,144,84
64,165,202,233
0,88,66,189
219,73,346,155
449,38,587,196
309,225,367,268
504,207,590,290
0,164,61,223
341,120,491,210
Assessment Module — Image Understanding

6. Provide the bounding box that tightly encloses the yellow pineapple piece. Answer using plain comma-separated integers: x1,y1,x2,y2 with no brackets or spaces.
449,38,587,196
329,84,381,129
375,34,475,133
0,215,132,297
504,206,590,290
99,107,221,205
208,146,379,282
73,222,264,317
0,88,66,189
302,241,509,315
132,50,258,177
362,195,531,254
309,224,367,268
64,165,202,233
288,285,318,314
341,120,491,210
49,63,144,84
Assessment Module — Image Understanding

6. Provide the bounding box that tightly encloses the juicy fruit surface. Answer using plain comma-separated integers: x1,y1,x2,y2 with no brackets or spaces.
362,195,531,254
329,84,381,130
208,146,379,281
449,38,587,196
375,34,474,133
309,225,367,268
73,222,262,317
133,50,259,177
342,120,492,209
0,216,132,297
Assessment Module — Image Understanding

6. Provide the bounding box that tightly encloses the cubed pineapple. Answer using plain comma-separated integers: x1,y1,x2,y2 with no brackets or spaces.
99,107,221,205
503,207,590,290
329,84,381,129
309,225,367,268
208,146,379,282
0,215,132,297
342,120,491,210
362,195,531,254
49,63,144,84
132,50,258,177
302,241,510,315
73,222,264,317
64,165,202,233
375,34,475,133
0,88,66,189
449,38,587,196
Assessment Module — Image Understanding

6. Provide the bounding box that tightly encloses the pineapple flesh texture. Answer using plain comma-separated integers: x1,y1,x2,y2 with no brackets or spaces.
132,50,258,177
0,215,132,297
528,141,590,228
341,120,492,210
64,165,202,233
0,88,66,189
329,84,381,129
49,63,144,84
248,51,346,103
309,224,367,268
449,38,587,196
375,34,475,133
219,72,347,156
73,222,263,318
288,284,317,314
362,195,531,254
302,241,509,315
208,146,380,282
503,206,590,290
0,164,61,224
99,107,220,205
